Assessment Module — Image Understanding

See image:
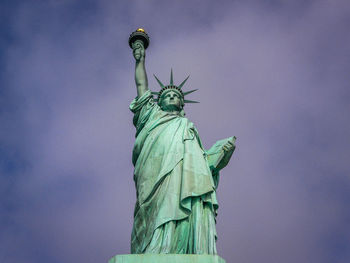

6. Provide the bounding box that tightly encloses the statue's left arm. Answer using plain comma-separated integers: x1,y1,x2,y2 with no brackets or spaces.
206,136,236,173
216,140,235,171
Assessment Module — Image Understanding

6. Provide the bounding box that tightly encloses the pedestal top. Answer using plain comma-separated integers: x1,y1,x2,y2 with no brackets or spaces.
109,254,226,263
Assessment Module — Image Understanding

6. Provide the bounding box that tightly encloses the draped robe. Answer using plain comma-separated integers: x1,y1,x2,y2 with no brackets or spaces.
130,90,219,254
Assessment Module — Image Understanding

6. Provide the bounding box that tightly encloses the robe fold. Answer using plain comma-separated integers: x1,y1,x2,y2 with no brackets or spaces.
130,90,219,254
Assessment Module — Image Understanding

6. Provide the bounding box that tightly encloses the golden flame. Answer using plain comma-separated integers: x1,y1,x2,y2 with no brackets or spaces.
136,28,145,33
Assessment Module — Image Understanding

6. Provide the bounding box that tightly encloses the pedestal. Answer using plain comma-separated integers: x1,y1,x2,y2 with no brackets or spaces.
108,254,226,263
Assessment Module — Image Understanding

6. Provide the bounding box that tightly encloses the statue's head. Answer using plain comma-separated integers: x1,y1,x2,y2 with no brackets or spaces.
153,69,198,114
159,88,184,112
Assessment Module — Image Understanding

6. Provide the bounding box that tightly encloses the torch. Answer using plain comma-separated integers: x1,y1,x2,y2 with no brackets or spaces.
128,28,150,49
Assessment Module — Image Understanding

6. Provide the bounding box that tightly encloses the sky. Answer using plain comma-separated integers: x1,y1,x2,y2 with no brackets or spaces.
1,0,350,262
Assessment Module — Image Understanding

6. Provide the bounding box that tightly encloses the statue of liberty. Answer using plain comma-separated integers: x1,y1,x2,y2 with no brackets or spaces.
128,29,236,255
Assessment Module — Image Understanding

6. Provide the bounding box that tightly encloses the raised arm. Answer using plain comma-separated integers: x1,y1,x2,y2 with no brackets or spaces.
132,40,148,97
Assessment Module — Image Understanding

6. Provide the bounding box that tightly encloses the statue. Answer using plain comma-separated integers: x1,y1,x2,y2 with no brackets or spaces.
128,28,236,255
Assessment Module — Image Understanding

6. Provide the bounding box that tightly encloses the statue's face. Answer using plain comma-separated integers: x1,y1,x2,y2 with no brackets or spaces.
160,90,183,112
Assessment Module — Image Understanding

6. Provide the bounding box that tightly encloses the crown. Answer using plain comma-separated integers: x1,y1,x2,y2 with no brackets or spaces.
152,69,199,104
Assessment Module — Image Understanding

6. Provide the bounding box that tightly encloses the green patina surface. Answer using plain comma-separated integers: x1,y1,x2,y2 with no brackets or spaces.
109,254,226,263
126,29,236,255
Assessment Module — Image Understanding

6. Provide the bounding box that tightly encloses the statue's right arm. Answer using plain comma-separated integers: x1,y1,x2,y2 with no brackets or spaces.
133,40,148,97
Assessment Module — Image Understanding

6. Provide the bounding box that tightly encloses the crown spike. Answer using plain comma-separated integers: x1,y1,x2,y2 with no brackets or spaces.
184,99,199,103
183,89,198,96
170,69,174,86
178,75,190,89
153,74,165,89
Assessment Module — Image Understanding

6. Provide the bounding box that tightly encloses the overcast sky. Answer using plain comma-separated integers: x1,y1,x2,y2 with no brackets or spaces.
1,0,350,263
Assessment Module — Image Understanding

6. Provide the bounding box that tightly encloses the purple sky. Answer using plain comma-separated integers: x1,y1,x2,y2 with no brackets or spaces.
1,1,350,262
